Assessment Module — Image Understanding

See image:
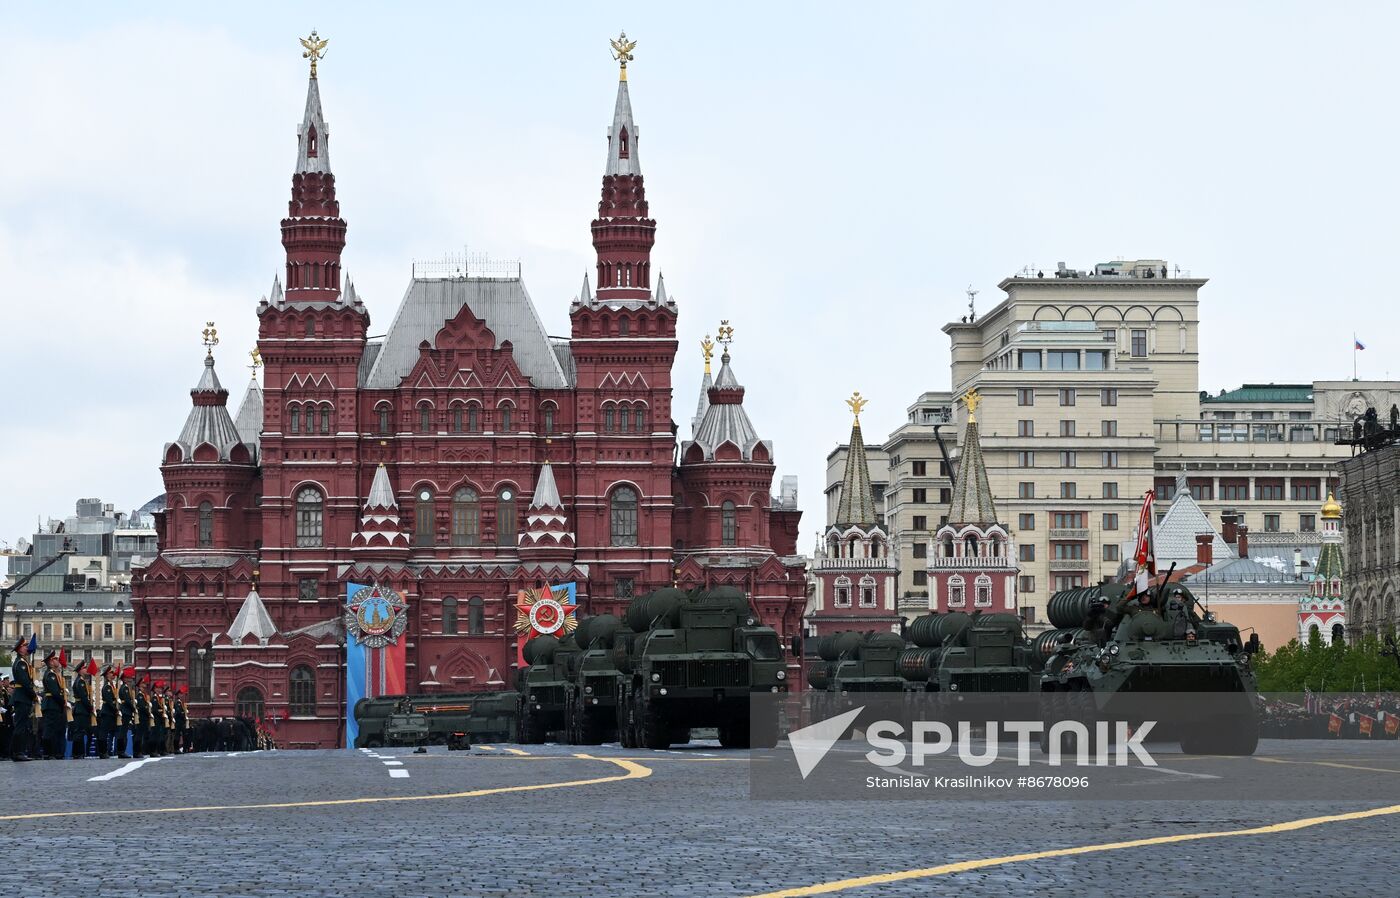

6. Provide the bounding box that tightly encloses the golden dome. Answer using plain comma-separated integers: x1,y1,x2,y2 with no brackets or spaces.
1321,492,1342,519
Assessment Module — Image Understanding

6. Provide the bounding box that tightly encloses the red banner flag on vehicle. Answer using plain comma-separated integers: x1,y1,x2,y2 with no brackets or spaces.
1360,715,1375,737
1127,490,1157,595
1385,716,1399,737
1328,714,1343,736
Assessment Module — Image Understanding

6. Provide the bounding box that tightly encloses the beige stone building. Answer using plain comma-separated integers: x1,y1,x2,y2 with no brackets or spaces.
826,259,1385,626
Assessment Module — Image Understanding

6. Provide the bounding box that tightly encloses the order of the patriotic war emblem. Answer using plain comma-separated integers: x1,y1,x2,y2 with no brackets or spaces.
514,587,577,637
345,585,408,648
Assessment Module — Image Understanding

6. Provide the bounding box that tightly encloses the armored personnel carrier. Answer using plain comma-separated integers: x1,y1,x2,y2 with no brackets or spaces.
615,587,787,750
1039,580,1260,755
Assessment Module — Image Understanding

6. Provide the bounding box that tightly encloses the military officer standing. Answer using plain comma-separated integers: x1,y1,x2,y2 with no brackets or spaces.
150,682,168,757
117,668,136,759
97,665,121,759
70,658,93,760
10,639,37,761
40,651,67,760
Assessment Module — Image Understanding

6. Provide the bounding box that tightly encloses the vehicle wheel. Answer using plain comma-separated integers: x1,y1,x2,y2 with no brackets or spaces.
718,715,750,749
365,738,383,749
638,698,670,751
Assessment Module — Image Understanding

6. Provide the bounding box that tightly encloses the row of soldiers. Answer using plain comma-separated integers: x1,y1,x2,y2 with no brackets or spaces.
5,636,192,761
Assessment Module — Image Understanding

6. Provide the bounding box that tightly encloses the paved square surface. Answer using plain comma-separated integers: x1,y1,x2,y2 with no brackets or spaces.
6,739,1400,897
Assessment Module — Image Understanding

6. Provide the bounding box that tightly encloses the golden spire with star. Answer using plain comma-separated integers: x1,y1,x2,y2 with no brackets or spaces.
610,31,637,81
846,391,869,425
961,388,982,423
300,30,329,79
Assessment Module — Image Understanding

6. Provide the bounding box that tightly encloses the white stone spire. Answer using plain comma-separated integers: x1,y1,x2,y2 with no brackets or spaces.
366,463,397,510
530,461,564,510
227,589,277,644
604,77,640,177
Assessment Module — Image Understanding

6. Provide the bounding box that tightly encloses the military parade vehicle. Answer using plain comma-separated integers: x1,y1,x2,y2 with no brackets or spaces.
612,586,788,750
353,691,519,748
517,634,582,744
1038,577,1261,756
383,709,430,746
568,613,623,744
899,610,1041,721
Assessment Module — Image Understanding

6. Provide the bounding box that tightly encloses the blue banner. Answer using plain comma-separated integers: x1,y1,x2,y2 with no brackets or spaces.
345,582,369,748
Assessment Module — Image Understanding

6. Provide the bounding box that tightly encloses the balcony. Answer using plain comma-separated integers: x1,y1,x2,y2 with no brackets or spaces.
1048,558,1092,572
813,556,896,570
1049,528,1090,541
930,555,1017,570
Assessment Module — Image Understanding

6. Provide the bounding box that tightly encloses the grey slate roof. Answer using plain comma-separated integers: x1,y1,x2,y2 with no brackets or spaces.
169,355,251,463
296,75,331,174
692,369,713,436
1185,556,1301,585
686,354,768,462
531,462,563,509
605,78,640,177
366,464,397,510
947,419,998,525
361,278,570,389
4,591,134,612
227,589,278,642
1152,492,1234,567
233,378,263,461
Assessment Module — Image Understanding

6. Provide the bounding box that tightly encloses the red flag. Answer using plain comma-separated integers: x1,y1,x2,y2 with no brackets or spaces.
1385,716,1399,737
1360,715,1375,737
58,648,68,667
1126,490,1156,593
86,658,98,677
1328,714,1342,735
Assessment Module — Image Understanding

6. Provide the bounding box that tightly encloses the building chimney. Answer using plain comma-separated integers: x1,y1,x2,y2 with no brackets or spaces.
1236,525,1249,559
1221,517,1238,546
1195,533,1214,566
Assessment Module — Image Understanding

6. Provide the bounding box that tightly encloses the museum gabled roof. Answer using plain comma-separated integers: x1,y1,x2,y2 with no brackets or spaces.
686,350,769,462
361,278,570,389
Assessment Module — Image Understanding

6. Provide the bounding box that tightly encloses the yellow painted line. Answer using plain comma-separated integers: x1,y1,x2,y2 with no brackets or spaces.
743,803,1400,898
474,745,497,751
0,754,649,822
1254,756,1400,775
502,747,530,756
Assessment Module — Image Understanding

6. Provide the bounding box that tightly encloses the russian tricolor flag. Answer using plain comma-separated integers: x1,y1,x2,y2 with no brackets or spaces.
1355,338,1366,351
345,583,407,748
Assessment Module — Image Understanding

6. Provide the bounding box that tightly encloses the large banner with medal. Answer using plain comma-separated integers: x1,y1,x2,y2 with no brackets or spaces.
514,583,579,668
344,582,408,747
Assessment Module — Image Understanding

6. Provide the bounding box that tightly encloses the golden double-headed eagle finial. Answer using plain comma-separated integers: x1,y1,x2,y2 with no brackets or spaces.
701,335,715,374
961,388,982,422
846,391,869,423
301,30,329,79
610,31,637,81
202,321,219,357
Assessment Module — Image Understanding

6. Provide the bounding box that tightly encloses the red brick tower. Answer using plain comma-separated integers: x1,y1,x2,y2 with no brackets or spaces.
568,42,679,611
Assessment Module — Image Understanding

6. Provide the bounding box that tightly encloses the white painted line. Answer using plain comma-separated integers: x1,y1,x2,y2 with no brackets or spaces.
225,752,244,758
382,760,403,766
88,757,164,782
388,769,410,778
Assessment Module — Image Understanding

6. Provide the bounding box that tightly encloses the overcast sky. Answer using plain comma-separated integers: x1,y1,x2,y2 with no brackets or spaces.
2,3,1396,549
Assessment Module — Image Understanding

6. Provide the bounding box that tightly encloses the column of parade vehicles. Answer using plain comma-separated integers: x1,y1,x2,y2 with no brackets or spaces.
353,577,1264,755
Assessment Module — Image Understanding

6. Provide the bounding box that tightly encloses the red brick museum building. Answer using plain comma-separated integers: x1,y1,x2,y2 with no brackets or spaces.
130,47,806,747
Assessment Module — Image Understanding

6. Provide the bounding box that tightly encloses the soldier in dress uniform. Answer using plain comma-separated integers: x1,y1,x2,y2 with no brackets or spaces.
9,639,37,761
70,658,93,760
174,686,189,753
0,677,11,759
40,651,67,760
117,667,136,759
134,676,152,759
151,682,168,757
97,665,121,759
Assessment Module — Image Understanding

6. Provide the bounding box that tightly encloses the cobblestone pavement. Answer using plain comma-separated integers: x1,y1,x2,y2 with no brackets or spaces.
5,739,1400,897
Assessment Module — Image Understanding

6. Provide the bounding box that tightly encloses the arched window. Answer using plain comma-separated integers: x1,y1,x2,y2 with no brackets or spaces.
468,596,485,635
451,404,464,433
307,125,318,157
467,404,480,433
320,404,332,434
634,405,647,433
618,403,631,433
948,575,966,608
619,126,629,158
295,486,324,547
721,500,738,547
235,686,265,721
1309,623,1321,643
603,405,615,433
419,402,432,433
619,317,630,336
498,403,513,432
1332,623,1346,645
289,404,301,434
414,487,435,546
376,404,392,434
304,318,315,337
497,487,517,547
442,597,459,635
186,642,212,703
611,486,639,547
197,501,214,548
541,403,556,435
964,535,980,557
451,488,480,546
834,576,852,608
289,666,315,716
942,536,954,558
